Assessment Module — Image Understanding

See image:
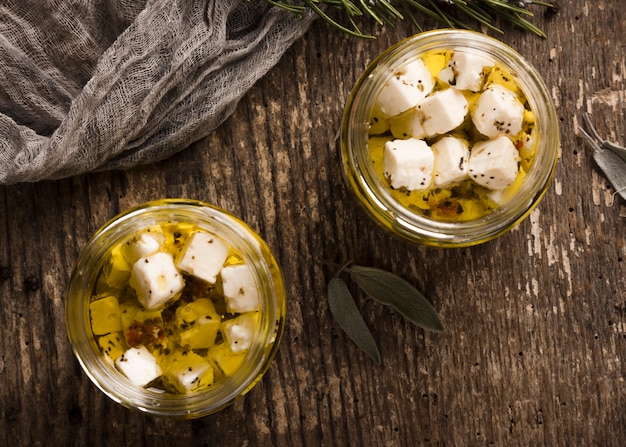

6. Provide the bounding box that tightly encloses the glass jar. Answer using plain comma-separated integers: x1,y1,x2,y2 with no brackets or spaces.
341,30,559,247
66,199,286,418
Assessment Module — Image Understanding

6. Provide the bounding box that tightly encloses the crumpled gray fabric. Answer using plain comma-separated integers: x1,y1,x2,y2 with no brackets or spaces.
0,0,316,184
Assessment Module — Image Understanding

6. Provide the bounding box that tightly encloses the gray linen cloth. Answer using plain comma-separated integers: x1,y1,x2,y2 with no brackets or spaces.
0,0,316,184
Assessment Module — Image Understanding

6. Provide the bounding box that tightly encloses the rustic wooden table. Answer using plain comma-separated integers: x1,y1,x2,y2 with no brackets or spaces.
1,1,625,446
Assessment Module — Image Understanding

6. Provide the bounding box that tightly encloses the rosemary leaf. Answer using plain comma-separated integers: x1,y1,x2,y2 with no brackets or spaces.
349,266,445,332
263,0,552,38
327,277,382,364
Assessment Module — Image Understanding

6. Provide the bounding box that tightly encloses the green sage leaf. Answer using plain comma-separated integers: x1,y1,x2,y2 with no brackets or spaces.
327,277,381,364
593,149,626,201
349,266,445,333
603,140,626,164
579,113,626,201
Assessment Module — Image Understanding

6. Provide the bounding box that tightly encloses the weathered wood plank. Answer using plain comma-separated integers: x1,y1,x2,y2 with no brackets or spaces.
1,2,625,446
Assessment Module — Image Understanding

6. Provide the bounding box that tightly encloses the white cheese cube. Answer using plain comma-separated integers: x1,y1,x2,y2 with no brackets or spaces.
438,51,493,92
175,231,229,284
432,136,470,188
471,85,524,138
368,105,390,135
221,312,259,354
115,346,162,387
161,350,214,393
90,295,123,335
175,298,221,349
130,252,185,310
104,244,131,289
468,136,521,190
389,108,427,140
487,189,507,206
375,58,435,117
417,88,468,137
124,226,165,264
383,138,434,190
221,264,260,313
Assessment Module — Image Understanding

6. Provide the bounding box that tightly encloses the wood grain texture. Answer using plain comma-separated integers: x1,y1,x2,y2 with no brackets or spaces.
1,1,626,446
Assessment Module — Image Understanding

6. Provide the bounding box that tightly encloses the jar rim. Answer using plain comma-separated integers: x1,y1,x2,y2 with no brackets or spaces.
341,30,560,247
66,199,285,418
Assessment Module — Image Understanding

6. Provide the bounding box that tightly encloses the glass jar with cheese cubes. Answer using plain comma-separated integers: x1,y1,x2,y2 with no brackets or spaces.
341,30,559,247
65,199,286,418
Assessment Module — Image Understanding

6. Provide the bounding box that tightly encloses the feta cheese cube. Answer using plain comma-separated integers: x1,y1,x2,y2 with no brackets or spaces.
129,252,185,310
368,105,390,135
468,136,521,190
161,349,214,393
221,264,260,313
383,138,434,190
97,331,128,362
438,51,493,92
221,312,259,354
90,295,123,335
487,167,524,205
175,231,229,284
115,346,162,387
120,301,162,331
175,298,221,349
486,189,507,206
207,344,246,377
471,84,524,138
124,226,165,264
417,88,468,137
375,58,435,117
432,136,470,188
389,108,427,140
161,221,197,253
103,244,131,289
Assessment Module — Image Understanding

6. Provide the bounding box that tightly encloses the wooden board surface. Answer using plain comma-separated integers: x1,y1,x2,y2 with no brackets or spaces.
1,1,626,446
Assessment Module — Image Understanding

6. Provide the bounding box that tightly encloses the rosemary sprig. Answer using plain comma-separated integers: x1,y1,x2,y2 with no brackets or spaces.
327,261,444,364
263,0,555,38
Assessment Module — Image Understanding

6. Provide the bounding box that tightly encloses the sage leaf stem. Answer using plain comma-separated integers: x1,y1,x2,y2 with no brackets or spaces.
349,266,445,332
327,277,382,364
579,113,626,201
